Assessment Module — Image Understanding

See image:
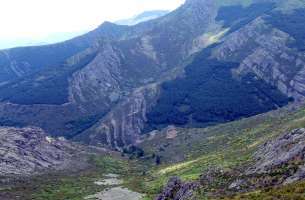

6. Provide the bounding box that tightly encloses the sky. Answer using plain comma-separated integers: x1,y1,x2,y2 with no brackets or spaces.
0,0,184,49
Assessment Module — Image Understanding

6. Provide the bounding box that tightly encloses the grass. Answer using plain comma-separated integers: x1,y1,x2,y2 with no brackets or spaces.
32,155,134,200
221,181,305,200
30,154,158,200
136,105,305,199
32,175,105,200
4,106,305,200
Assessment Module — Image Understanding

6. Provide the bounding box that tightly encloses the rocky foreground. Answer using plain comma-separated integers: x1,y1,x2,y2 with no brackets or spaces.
248,128,305,183
0,127,87,177
156,177,198,200
156,128,305,199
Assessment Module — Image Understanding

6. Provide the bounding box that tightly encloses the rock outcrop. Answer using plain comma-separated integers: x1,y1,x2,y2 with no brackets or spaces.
247,128,305,182
0,127,85,177
213,16,305,101
155,177,199,200
155,128,305,199
76,84,160,149
223,128,305,192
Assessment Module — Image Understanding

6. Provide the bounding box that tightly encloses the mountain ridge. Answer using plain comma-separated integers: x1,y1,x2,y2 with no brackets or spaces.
2,0,305,199
115,10,170,26
0,0,304,150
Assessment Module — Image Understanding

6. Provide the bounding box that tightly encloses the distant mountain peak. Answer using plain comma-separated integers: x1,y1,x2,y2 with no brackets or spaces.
115,10,169,26
185,0,203,4
184,0,211,6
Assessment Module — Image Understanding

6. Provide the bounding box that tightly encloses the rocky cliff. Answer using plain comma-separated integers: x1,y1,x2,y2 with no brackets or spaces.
76,84,160,149
213,16,305,101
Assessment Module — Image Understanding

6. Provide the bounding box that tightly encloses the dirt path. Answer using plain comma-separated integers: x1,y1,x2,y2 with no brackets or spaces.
84,174,143,200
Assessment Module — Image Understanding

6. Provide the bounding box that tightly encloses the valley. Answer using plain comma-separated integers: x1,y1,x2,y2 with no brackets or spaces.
1,0,305,199
3,104,305,199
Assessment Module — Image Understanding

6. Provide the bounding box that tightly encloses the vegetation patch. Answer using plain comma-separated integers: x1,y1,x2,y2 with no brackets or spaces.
0,51,97,105
222,180,305,200
265,9,305,51
138,106,305,199
216,2,275,33
146,47,290,130
0,154,133,200
65,114,104,139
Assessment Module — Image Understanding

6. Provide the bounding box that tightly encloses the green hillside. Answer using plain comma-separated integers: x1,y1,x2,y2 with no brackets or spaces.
134,105,305,199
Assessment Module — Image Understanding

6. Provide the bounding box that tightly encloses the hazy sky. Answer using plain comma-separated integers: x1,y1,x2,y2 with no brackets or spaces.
0,0,184,49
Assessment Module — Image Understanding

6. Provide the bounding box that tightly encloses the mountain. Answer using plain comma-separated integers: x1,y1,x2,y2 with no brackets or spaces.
2,0,305,199
115,10,170,26
0,31,87,50
0,0,304,151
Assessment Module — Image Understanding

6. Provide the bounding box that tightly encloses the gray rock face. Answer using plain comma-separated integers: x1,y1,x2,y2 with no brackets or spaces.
0,127,83,176
213,17,305,101
155,177,199,200
76,84,160,149
156,127,305,197
69,43,123,109
247,128,305,182
68,0,219,148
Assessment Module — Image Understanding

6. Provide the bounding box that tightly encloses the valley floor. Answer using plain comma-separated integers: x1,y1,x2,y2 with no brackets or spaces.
3,105,305,200
84,174,143,200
